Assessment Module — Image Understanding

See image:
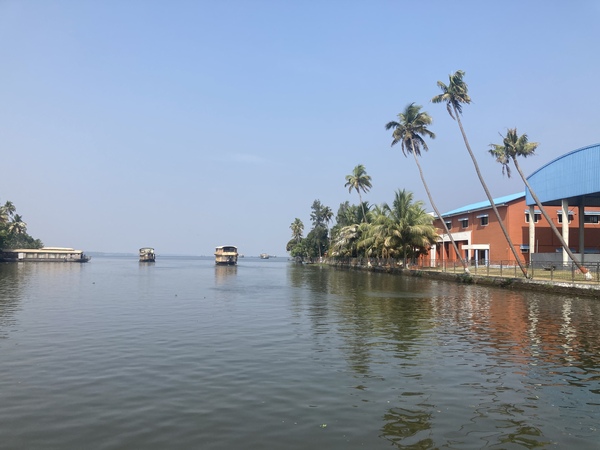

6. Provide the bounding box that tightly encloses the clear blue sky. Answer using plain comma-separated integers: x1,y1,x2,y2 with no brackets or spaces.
1,1,599,256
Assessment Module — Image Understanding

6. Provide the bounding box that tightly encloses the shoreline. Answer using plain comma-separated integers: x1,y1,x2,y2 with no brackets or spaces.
325,260,600,299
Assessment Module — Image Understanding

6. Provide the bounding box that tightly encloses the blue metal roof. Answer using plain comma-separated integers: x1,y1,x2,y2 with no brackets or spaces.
441,192,525,217
526,143,600,207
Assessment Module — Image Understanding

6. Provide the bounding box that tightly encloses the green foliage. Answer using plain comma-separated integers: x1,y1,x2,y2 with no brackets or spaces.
344,164,372,221
0,199,43,249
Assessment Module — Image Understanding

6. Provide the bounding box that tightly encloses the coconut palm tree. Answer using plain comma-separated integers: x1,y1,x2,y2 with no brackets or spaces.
385,103,469,273
372,189,438,267
489,128,592,279
432,70,528,277
344,165,372,222
290,218,304,243
0,201,11,224
322,205,333,233
7,214,27,235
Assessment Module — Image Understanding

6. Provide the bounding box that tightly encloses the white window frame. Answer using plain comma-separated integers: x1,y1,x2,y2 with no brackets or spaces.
557,211,574,224
525,211,541,223
477,214,489,226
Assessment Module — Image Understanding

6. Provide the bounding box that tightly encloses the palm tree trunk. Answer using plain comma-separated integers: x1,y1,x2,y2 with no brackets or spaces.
512,157,591,279
410,146,470,273
453,106,528,278
357,190,367,222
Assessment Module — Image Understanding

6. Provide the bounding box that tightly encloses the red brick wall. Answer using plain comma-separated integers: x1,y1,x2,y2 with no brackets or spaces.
432,197,600,263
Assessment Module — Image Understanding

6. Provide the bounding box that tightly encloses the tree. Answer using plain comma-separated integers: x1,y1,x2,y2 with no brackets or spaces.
305,226,328,261
322,205,333,234
372,189,438,267
309,200,326,229
386,103,469,273
0,200,15,223
344,165,372,221
489,128,592,279
329,223,362,257
309,200,331,259
0,200,42,249
432,70,528,277
289,218,304,243
8,214,27,235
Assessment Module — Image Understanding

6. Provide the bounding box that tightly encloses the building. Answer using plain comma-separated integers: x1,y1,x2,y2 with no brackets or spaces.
431,143,600,266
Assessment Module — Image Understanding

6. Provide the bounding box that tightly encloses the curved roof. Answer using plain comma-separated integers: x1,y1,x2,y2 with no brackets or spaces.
526,143,600,207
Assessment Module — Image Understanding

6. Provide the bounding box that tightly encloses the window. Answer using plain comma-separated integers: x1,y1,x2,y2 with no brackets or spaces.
459,218,468,228
520,244,529,253
477,214,488,226
584,214,600,224
557,212,574,224
444,221,452,230
525,212,541,223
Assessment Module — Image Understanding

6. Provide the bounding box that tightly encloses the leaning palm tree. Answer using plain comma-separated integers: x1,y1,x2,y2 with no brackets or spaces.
432,70,528,277
385,103,469,273
344,164,372,222
489,128,592,279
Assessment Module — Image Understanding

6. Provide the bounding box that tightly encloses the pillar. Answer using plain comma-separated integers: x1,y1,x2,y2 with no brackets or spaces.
562,199,569,266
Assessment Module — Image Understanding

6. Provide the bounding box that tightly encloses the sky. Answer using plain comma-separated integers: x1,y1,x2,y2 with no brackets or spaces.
1,1,599,256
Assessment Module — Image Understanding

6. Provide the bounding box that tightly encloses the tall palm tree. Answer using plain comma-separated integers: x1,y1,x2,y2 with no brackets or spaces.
290,218,304,243
385,103,469,273
322,205,333,233
344,164,372,222
432,70,528,277
489,128,592,279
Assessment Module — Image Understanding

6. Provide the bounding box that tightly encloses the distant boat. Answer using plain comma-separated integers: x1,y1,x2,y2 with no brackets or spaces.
215,245,238,265
260,253,269,259
0,247,91,263
139,247,156,262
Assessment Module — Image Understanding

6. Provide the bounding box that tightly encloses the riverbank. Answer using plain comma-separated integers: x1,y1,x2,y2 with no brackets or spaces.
327,259,600,299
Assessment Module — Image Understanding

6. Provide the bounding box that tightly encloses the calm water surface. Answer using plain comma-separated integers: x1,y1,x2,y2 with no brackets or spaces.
1,256,599,449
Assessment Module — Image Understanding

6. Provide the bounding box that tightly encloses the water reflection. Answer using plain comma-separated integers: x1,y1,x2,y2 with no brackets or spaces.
0,263,26,339
214,264,237,285
3,258,600,449
291,264,600,448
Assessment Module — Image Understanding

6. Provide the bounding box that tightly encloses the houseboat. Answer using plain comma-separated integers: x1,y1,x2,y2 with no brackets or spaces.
214,245,238,265
139,247,156,262
0,247,91,263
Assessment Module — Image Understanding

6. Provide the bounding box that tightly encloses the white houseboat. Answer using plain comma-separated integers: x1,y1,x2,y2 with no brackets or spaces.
0,247,91,263
139,247,156,262
214,245,238,265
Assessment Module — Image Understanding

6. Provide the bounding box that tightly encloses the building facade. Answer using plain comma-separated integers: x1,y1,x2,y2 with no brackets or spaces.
431,192,600,265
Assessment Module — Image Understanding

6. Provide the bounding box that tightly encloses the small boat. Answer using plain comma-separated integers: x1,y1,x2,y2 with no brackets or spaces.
215,245,238,265
139,247,156,262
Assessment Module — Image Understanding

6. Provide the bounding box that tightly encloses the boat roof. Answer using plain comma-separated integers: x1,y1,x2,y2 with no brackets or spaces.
215,245,237,249
2,247,84,253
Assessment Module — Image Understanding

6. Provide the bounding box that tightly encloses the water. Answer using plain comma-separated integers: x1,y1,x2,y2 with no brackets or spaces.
1,256,599,449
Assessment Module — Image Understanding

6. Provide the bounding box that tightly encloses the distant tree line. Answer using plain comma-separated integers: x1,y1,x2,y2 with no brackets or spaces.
0,199,43,249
